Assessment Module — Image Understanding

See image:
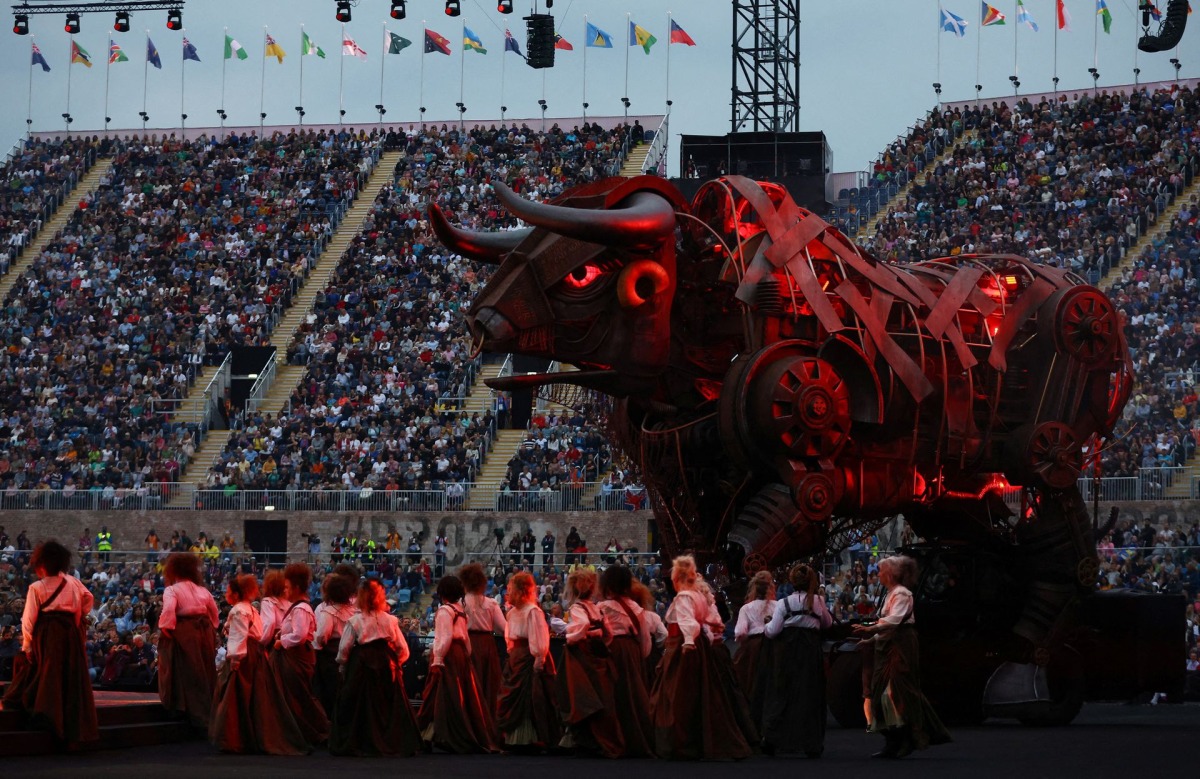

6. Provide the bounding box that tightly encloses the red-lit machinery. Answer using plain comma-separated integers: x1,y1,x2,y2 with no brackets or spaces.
432,175,1156,720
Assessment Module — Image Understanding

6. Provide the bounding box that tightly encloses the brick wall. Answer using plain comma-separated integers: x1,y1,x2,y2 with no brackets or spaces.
0,510,653,567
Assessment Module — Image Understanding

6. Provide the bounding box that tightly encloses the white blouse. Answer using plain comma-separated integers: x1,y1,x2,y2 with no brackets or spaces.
599,597,652,659
159,581,219,632
225,601,262,662
313,601,358,650
258,596,291,646
464,592,507,633
642,608,667,649
20,574,93,652
566,600,606,645
336,610,407,665
876,586,916,634
279,601,317,649
664,590,708,647
431,603,470,666
734,598,775,642
505,603,550,669
764,592,832,637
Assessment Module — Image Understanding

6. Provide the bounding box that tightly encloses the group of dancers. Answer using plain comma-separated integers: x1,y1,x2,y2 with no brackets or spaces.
3,539,949,760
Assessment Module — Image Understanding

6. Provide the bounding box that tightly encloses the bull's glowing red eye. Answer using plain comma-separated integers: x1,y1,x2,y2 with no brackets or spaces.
563,264,602,289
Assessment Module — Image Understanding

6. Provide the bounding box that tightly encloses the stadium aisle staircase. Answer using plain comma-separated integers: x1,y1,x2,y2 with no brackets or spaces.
0,157,113,302
467,429,527,510
619,144,650,178
1098,174,1200,290
862,130,976,238
167,150,404,505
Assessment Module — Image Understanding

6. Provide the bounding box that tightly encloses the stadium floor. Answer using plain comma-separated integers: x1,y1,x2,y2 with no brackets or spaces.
3,702,1194,777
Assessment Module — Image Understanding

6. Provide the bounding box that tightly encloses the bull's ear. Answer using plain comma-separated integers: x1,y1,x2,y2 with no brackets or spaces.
494,184,676,250
428,204,531,264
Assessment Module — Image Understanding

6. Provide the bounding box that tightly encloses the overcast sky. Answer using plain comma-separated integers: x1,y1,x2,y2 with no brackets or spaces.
1,1,1195,175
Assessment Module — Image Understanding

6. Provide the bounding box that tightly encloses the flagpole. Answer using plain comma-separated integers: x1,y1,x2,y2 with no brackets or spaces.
221,27,228,126
936,5,942,106
1092,6,1099,96
380,23,387,125
299,24,306,126
975,9,982,105
28,37,36,136
260,27,268,134
419,21,426,124
582,15,588,120
339,23,346,126
501,30,507,121
1014,6,1019,92
666,12,672,112
459,21,466,132
1053,8,1059,95
541,68,547,132
104,37,112,132
181,29,186,130
67,35,74,132
1132,10,1140,87
623,13,631,118
142,31,150,131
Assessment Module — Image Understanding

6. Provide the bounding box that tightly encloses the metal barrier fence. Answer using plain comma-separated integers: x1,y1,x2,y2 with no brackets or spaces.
0,471,1191,512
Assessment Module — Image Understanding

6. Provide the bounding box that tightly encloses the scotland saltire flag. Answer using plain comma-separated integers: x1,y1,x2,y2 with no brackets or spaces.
941,7,969,36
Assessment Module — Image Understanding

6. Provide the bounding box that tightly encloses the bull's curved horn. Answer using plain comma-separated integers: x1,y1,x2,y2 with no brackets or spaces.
494,183,676,248
428,203,531,264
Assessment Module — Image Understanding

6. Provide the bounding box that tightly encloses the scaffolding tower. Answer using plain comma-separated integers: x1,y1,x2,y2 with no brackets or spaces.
731,0,801,133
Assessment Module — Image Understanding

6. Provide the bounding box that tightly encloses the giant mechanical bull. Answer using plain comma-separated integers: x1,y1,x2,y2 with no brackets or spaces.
431,175,1132,660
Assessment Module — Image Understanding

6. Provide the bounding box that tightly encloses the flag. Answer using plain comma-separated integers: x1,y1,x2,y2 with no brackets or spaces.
31,42,50,72
629,21,657,54
183,37,201,62
463,28,487,54
343,35,367,59
1097,0,1112,33
941,7,970,36
586,22,614,48
388,32,411,54
1149,3,1162,21
669,20,696,45
1057,0,1072,30
265,33,286,63
425,29,451,55
301,31,326,58
71,40,92,68
147,37,162,69
504,28,523,56
554,33,573,51
108,40,129,65
981,2,1007,25
225,35,249,60
1017,0,1040,30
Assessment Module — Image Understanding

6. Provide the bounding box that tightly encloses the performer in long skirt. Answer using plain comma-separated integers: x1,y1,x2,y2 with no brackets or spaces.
557,568,624,758
270,563,330,746
598,566,656,757
210,575,308,755
761,564,832,757
157,552,220,728
416,575,497,753
631,581,666,682
2,540,98,746
459,562,506,742
313,573,357,717
734,570,776,737
258,569,290,649
650,555,751,760
698,579,760,748
330,579,421,757
854,555,951,759
496,572,560,751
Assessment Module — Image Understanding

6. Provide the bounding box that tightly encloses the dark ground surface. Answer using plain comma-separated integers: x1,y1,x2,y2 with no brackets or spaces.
3,702,1196,778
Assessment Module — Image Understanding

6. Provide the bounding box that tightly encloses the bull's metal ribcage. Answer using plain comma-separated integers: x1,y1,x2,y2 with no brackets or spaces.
535,383,614,417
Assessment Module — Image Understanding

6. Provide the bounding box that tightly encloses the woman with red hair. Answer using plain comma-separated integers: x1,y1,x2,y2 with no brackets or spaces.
496,571,560,751
330,578,421,757
158,552,219,728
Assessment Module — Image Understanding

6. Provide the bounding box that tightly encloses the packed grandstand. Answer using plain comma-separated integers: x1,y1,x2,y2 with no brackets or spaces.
1,82,1199,678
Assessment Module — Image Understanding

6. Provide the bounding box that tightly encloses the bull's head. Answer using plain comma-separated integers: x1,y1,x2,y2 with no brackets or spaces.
430,177,685,395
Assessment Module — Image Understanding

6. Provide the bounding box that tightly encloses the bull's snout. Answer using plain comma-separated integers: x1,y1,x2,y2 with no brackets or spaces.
471,307,515,344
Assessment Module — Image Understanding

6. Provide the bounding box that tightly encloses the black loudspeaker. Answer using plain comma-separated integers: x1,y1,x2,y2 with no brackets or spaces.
1138,0,1188,52
526,13,555,69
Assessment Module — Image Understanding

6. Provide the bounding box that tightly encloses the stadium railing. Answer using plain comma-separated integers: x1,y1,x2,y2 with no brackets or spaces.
2,471,1188,511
